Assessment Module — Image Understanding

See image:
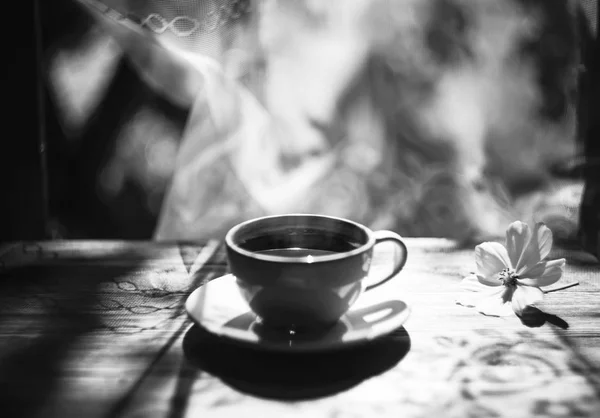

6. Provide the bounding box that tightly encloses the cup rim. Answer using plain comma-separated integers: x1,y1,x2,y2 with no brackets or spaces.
225,213,376,263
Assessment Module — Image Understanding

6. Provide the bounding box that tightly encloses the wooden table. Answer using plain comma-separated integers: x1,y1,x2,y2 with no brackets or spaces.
1,239,599,418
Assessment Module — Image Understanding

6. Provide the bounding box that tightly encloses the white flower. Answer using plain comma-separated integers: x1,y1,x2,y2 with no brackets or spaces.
457,221,566,317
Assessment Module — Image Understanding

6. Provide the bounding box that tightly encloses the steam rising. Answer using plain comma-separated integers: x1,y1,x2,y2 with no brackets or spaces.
94,0,578,242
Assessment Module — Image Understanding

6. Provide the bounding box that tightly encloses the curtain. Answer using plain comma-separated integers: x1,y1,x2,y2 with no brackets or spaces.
578,0,600,258
41,0,594,250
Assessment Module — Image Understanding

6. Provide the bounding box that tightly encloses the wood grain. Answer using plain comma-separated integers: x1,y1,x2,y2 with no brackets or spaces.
0,239,599,418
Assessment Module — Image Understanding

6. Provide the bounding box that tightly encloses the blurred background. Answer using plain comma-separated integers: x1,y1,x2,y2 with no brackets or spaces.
2,0,598,250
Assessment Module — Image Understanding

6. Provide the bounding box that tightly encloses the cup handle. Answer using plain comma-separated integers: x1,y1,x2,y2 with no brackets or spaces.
365,230,408,291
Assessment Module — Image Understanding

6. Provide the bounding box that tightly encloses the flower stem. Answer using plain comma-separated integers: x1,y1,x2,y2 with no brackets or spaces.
543,282,580,293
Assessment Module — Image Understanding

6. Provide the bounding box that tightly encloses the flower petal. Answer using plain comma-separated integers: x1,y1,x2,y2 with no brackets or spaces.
475,242,511,285
519,261,546,280
457,274,503,307
460,274,504,292
535,223,553,260
518,258,565,287
506,221,530,269
475,286,515,317
515,223,553,276
460,273,489,292
511,285,544,316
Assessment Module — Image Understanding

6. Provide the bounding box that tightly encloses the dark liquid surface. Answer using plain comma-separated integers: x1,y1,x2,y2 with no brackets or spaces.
239,233,360,254
255,248,338,257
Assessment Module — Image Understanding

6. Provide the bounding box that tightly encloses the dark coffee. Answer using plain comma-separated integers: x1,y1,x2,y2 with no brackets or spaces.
256,248,338,257
239,232,360,254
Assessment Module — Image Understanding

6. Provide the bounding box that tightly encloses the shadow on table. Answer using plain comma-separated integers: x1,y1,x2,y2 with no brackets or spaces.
0,260,136,417
0,243,211,418
519,307,570,329
182,324,411,400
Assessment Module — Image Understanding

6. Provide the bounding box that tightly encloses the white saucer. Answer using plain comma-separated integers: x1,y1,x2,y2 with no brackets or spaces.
185,274,410,352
